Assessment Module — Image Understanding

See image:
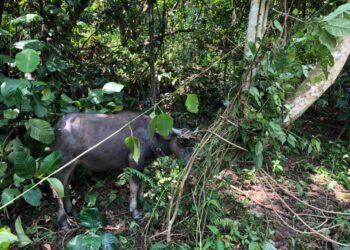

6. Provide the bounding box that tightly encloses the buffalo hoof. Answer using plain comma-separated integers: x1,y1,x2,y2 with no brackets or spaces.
131,210,143,220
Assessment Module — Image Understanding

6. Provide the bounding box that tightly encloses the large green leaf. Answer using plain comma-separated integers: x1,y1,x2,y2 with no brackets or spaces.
15,217,32,247
15,49,40,73
0,229,18,249
66,235,85,250
23,187,42,207
14,151,36,179
148,113,174,138
100,233,118,250
14,40,46,51
324,24,350,37
39,151,62,177
1,79,30,98
80,208,102,231
11,14,43,25
81,234,102,249
3,109,19,120
25,119,54,144
323,3,350,22
1,188,20,206
318,28,336,51
46,178,64,198
102,82,124,94
31,95,47,118
124,136,140,163
185,94,199,114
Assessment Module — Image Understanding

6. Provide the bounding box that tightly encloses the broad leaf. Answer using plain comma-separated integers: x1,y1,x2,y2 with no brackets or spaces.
102,82,124,94
23,187,42,207
25,119,54,144
82,234,102,249
100,233,118,250
46,178,64,198
1,188,20,206
323,3,350,22
324,24,350,37
0,230,18,249
318,28,336,51
14,151,36,179
185,94,199,113
15,217,32,247
11,14,43,25
66,235,85,250
156,113,173,138
80,208,102,231
3,109,19,120
1,79,30,98
0,29,10,37
273,20,283,33
124,136,140,163
15,49,40,73
14,40,46,51
85,192,98,207
31,95,47,118
254,141,263,155
39,151,62,177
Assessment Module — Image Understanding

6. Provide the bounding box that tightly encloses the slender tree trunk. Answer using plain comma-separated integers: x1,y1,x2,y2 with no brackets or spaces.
148,0,157,104
0,0,5,28
283,36,350,127
244,0,260,59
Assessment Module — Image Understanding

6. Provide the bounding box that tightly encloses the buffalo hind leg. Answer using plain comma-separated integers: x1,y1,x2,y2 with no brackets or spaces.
128,154,144,219
55,160,78,230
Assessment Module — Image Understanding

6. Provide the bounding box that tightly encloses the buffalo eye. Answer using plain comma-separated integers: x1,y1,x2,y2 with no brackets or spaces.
177,138,188,146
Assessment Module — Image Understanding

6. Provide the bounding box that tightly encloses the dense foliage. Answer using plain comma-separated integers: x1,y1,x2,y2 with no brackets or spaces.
1,0,350,249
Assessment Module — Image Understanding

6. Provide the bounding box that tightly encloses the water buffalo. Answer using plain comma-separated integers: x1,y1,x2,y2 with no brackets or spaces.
51,111,197,229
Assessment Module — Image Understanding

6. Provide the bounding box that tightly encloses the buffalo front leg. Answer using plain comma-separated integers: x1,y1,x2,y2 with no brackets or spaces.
55,161,78,230
129,176,143,219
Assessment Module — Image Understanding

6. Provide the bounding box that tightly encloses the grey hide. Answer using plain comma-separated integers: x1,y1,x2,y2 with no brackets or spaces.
51,111,197,229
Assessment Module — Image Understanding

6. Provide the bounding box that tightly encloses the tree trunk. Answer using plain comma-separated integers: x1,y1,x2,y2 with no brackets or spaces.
0,0,5,28
244,0,260,59
148,0,157,104
283,36,350,127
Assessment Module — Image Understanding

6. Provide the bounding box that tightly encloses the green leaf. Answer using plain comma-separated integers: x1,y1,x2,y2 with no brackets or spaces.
25,118,54,144
1,188,20,206
156,113,173,138
41,87,53,101
15,217,32,247
148,116,157,138
14,151,36,179
85,192,98,207
185,94,199,113
3,109,19,120
80,208,102,231
150,242,167,250
324,24,350,37
47,178,64,198
124,136,140,163
1,79,30,98
66,235,85,250
217,239,225,250
88,89,104,104
11,14,43,25
39,151,62,177
102,82,124,94
100,233,118,250
0,29,10,37
262,241,277,250
253,153,263,169
15,49,40,73
0,230,18,249
323,3,350,22
82,234,102,249
274,20,283,33
23,187,42,207
254,141,263,155
31,95,47,118
14,40,46,51
318,28,336,51
207,225,219,235
249,242,260,250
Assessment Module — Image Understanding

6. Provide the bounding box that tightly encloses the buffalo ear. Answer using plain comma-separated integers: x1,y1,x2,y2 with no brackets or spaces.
171,128,183,136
